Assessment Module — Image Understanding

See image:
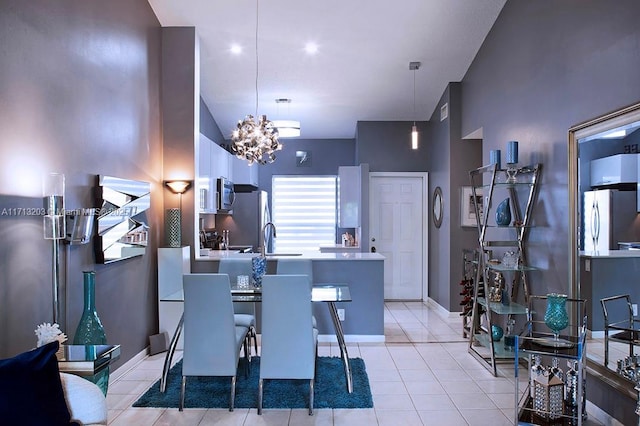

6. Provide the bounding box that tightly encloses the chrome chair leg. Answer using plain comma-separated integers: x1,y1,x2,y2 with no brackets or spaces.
258,378,264,415
252,326,258,355
230,376,236,411
179,376,186,411
309,378,314,415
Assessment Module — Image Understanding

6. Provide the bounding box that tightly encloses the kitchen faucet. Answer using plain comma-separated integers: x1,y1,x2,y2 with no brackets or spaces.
261,222,276,256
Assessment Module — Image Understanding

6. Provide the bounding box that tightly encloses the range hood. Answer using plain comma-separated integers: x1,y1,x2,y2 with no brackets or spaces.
590,153,638,190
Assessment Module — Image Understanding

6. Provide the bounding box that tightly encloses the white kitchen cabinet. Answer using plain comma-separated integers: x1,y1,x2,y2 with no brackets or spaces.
199,133,234,213
232,155,259,187
339,166,361,227
158,246,190,350
198,134,214,213
211,140,232,181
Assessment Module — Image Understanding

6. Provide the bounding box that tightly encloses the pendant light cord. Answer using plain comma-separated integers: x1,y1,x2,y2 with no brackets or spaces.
255,0,259,117
413,68,416,125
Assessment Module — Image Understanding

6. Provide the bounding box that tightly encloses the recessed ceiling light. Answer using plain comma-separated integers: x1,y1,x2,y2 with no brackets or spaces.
230,44,242,55
304,42,318,55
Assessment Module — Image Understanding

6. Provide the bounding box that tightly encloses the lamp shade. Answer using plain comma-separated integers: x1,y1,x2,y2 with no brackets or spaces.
165,180,192,194
411,124,418,150
273,120,301,138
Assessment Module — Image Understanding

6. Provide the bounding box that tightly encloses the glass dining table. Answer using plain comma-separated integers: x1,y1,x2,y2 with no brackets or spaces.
159,283,353,394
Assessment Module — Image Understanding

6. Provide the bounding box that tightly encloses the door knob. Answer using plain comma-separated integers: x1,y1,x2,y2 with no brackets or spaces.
371,246,376,253
371,237,375,242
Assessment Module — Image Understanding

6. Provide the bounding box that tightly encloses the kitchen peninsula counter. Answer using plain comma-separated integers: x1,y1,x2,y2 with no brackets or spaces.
197,251,382,261
191,251,385,341
580,250,640,259
579,251,640,332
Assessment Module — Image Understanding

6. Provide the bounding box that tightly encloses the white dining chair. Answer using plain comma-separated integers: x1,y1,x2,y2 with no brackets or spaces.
276,259,317,328
258,274,318,415
218,258,258,356
181,274,250,411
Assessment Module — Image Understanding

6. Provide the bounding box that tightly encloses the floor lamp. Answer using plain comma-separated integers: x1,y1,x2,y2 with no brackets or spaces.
164,180,192,247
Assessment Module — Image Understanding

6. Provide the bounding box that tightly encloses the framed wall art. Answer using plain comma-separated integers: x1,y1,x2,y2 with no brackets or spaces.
460,186,482,228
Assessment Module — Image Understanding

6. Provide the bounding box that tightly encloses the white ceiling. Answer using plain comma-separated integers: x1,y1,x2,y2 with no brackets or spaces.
148,0,506,140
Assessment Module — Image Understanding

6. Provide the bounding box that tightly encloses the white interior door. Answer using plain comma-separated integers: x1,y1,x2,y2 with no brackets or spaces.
370,173,427,300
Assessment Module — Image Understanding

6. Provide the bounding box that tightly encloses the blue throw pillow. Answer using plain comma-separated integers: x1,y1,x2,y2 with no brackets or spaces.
0,341,79,426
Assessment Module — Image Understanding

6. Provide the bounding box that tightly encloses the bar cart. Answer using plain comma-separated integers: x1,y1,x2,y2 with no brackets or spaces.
514,295,587,425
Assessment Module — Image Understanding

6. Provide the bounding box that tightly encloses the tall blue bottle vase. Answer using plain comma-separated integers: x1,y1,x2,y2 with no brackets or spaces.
73,271,109,395
495,198,511,226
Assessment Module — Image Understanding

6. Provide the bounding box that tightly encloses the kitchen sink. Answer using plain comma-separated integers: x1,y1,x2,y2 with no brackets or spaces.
264,253,303,256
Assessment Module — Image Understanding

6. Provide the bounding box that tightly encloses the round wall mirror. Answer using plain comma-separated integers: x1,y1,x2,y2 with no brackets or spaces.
433,186,443,228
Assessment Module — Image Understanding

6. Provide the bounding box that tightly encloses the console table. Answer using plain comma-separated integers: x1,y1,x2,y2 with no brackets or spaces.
57,344,121,376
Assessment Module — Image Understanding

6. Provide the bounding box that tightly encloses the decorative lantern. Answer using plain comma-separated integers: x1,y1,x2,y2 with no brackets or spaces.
533,369,564,420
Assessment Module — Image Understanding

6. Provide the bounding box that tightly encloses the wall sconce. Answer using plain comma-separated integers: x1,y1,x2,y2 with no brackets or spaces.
43,172,65,325
164,180,192,248
65,208,95,245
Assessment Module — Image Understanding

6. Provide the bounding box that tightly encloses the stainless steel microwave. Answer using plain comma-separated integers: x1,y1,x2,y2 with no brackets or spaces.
216,177,235,212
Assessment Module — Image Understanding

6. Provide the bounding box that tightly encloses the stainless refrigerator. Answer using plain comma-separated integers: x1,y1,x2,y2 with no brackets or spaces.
583,189,637,251
218,191,273,253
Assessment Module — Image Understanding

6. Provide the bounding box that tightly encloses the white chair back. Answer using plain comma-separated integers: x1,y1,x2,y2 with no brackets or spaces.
260,274,316,379
182,273,239,376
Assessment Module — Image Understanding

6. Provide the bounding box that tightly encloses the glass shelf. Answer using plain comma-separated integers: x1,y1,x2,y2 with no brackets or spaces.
477,297,528,315
473,333,527,360
485,263,539,272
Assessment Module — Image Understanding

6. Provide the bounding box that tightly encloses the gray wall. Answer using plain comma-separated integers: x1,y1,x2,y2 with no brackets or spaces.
254,138,356,195
200,97,226,144
426,84,483,311
462,0,640,297
0,0,162,367
356,121,428,172
461,1,640,423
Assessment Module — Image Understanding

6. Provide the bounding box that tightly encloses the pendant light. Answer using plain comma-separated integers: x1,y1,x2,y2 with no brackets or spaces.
231,0,282,165
410,61,421,150
272,98,301,138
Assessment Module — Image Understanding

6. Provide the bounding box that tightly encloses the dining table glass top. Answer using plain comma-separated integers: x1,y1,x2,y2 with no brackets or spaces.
161,284,351,303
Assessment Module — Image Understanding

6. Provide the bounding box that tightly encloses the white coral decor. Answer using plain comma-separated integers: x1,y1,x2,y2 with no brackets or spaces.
35,322,68,347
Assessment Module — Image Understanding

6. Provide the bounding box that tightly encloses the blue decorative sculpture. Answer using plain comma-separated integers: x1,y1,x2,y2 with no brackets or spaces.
495,198,511,226
491,325,504,342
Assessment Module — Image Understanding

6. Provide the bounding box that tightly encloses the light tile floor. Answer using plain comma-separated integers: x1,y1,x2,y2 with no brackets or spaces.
106,302,605,425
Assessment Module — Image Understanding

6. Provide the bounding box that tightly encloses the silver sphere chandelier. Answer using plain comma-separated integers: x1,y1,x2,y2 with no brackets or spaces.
232,114,281,165
231,0,282,165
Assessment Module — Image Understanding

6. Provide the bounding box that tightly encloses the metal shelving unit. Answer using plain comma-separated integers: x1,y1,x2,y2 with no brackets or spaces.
467,163,542,376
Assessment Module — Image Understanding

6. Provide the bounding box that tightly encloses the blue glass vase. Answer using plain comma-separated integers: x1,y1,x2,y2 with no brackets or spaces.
544,293,569,341
252,256,267,287
73,271,109,395
495,198,511,226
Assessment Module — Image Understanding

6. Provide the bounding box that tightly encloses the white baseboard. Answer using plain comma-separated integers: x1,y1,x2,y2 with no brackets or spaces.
590,330,605,339
317,334,385,343
109,347,149,383
426,297,459,319
586,400,624,426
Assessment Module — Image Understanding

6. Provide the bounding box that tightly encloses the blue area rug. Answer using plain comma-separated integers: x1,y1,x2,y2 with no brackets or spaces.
133,356,373,409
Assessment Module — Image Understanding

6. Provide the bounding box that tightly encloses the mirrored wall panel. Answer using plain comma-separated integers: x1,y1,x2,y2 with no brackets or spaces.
95,175,150,264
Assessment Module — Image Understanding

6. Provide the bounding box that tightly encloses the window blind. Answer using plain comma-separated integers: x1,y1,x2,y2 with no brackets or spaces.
271,175,337,252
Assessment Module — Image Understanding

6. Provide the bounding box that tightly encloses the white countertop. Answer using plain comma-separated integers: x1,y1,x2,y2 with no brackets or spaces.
196,251,385,261
580,250,640,259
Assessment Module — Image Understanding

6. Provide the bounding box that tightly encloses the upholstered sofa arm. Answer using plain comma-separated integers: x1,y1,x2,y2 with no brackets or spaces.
60,373,108,425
